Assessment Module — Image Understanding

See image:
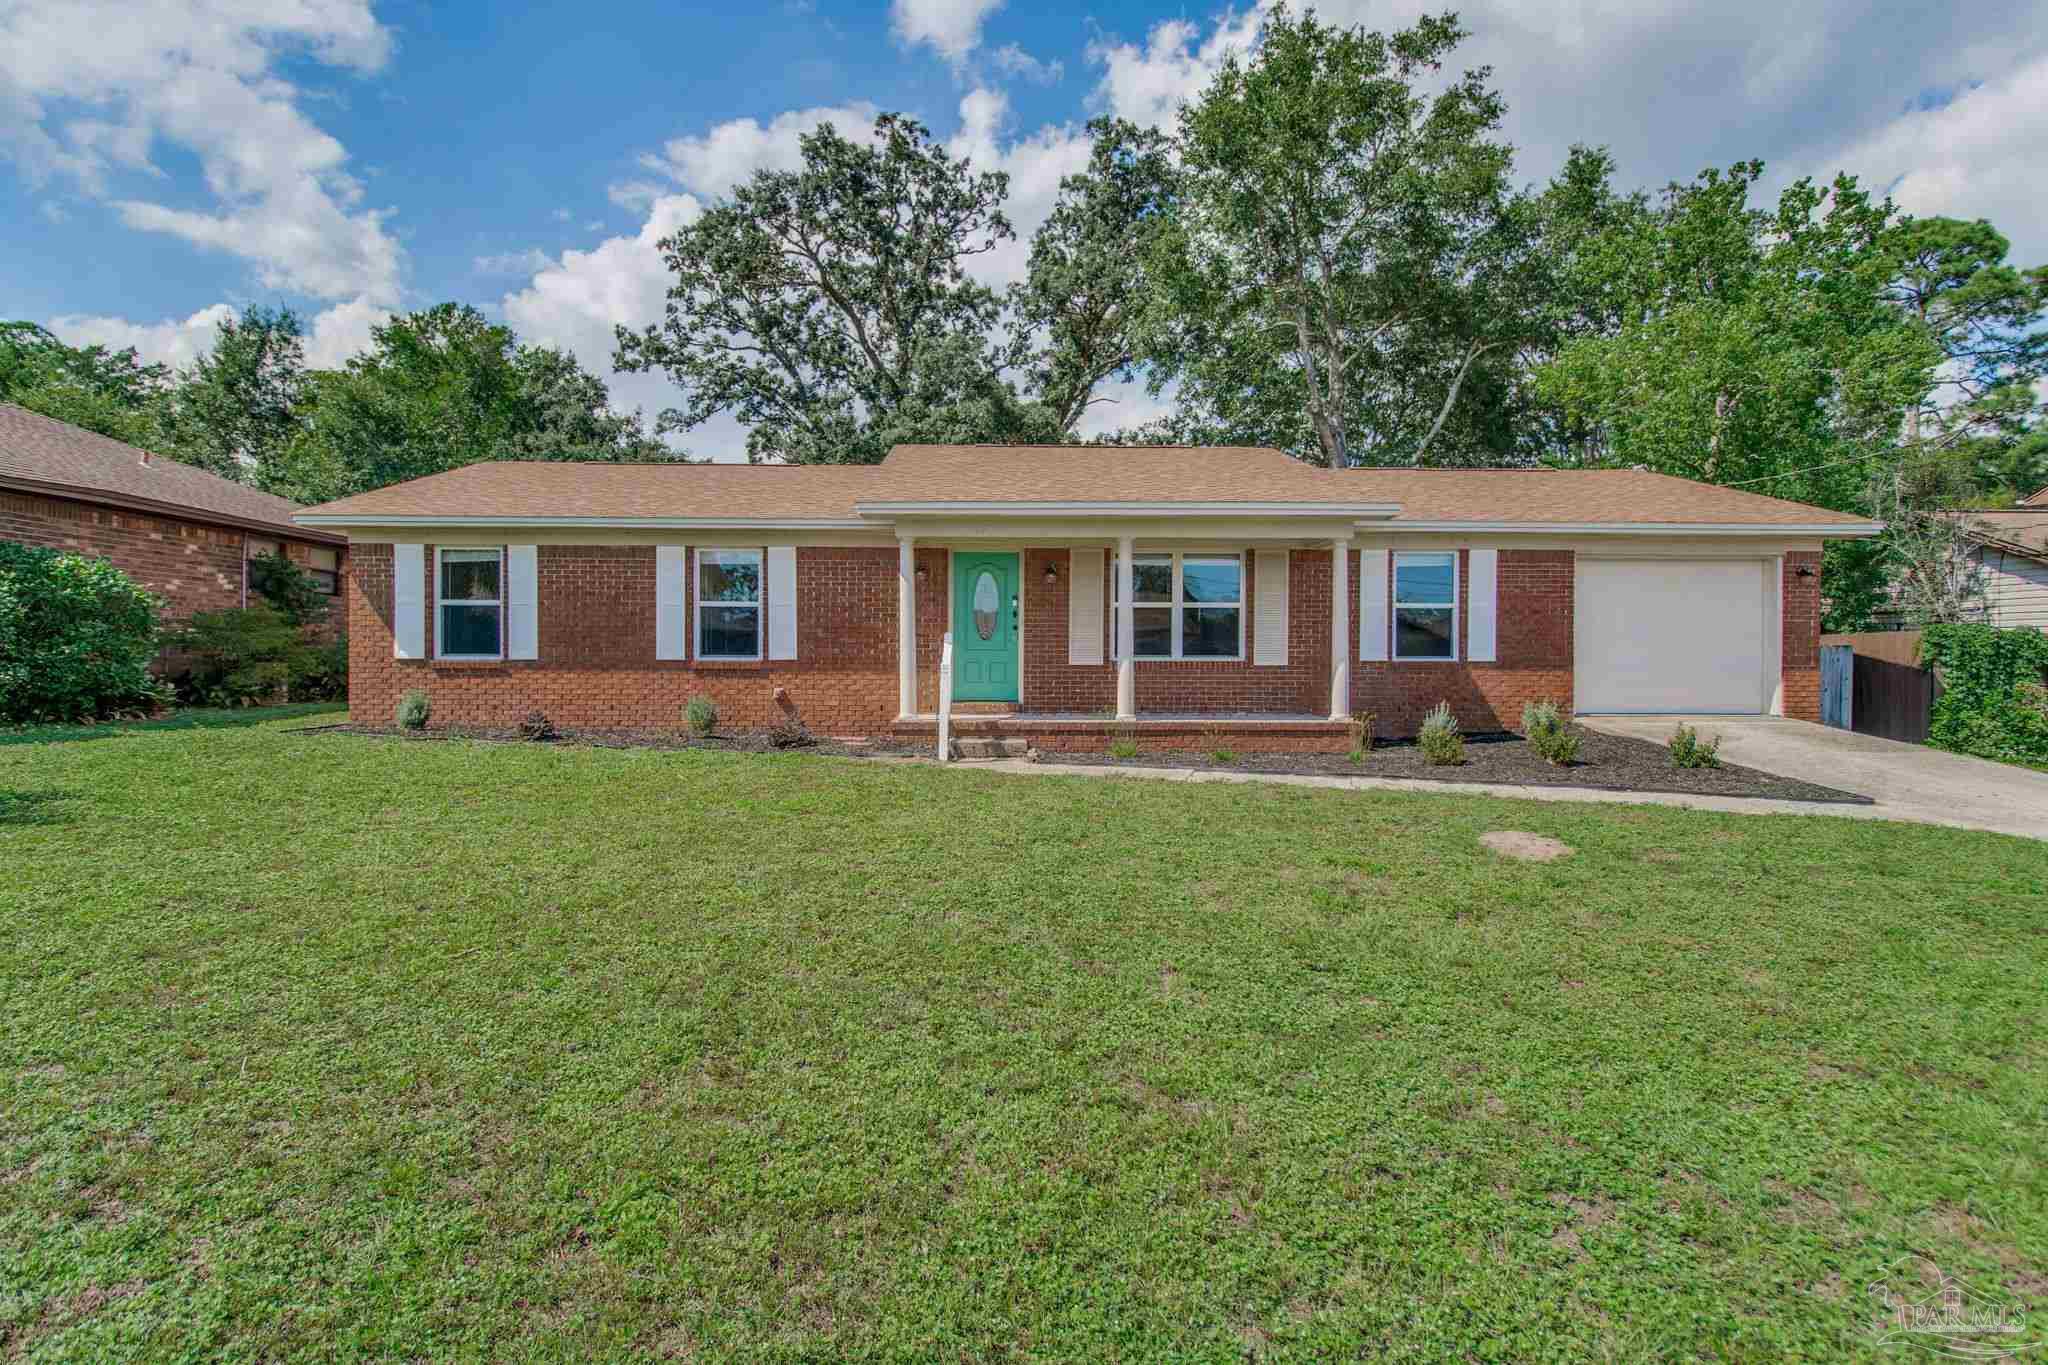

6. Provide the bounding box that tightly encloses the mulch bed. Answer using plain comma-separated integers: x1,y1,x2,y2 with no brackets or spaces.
317,723,927,759
314,722,1867,804
1032,728,1872,804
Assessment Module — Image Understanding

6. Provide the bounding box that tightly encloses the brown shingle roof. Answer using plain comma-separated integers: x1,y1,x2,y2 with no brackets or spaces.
2024,484,2048,507
1949,508,2048,559
0,403,334,541
294,443,1875,529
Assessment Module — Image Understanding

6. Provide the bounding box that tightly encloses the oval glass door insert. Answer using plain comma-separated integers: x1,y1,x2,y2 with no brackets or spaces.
972,570,999,640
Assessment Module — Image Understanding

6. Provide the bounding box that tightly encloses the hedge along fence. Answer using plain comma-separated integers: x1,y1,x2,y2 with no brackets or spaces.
1919,623,2048,764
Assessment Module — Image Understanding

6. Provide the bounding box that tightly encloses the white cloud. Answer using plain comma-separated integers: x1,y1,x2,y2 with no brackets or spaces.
48,304,236,370
0,0,402,304
891,0,1003,65
1818,58,2048,263
1085,7,1265,130
633,103,880,200
48,296,389,372
947,88,1092,287
474,247,557,277
989,43,1062,85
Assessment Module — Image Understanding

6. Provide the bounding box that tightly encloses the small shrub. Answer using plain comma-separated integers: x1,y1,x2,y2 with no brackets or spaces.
1920,623,2048,764
1208,747,1239,765
247,551,330,627
1668,723,1721,769
1419,700,1464,765
396,689,431,730
0,540,167,723
1348,747,1367,764
1348,710,1376,754
767,716,814,749
1107,727,1139,760
518,710,558,742
289,633,348,702
683,695,718,737
1520,697,1581,766
167,605,309,707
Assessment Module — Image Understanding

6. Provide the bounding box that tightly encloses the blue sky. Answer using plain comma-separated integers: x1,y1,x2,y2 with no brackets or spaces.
4,0,2045,460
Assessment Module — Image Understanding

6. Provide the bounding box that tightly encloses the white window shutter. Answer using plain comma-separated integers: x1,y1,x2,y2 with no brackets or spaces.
766,545,798,660
656,545,688,660
1359,547,1389,662
392,543,425,659
1467,547,1498,663
1253,549,1289,665
1067,548,1104,665
506,545,538,659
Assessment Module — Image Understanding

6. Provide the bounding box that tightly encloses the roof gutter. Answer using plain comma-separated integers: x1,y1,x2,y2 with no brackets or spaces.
1363,519,1887,538
3,474,345,545
293,513,875,530
855,500,1403,518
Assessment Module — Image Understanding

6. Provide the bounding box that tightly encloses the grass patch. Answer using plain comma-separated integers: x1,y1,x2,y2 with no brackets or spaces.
0,702,343,746
2,716,2045,1359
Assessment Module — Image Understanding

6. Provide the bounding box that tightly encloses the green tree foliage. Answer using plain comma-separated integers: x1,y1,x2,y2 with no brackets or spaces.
1919,623,2048,764
247,551,331,628
167,604,313,708
0,321,171,448
0,541,168,723
160,306,311,483
1142,7,1545,467
1009,119,1180,434
272,303,671,503
616,113,1069,465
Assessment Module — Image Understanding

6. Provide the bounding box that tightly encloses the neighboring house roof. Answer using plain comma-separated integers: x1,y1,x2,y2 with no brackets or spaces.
1949,508,2048,561
2023,484,2048,507
295,443,1880,534
0,403,339,543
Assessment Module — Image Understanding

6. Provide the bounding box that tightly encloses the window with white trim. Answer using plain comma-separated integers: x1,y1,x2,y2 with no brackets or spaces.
1393,551,1457,660
1112,552,1243,659
697,548,762,659
437,547,503,659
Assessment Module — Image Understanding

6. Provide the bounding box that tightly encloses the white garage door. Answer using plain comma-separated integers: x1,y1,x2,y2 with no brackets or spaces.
1577,559,1770,713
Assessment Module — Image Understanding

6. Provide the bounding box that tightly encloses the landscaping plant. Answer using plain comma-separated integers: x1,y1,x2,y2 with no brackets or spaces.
683,695,718,738
247,550,331,627
1520,698,1581,766
1919,622,2048,765
1348,710,1375,755
396,688,431,730
518,710,559,742
1668,723,1722,769
167,605,315,707
0,540,168,723
1419,700,1464,764
767,716,815,749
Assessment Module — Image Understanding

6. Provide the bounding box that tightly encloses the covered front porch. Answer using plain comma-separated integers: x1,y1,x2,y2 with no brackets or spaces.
879,505,1390,736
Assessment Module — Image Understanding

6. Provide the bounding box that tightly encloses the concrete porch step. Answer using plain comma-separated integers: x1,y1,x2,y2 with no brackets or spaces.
951,737,1033,761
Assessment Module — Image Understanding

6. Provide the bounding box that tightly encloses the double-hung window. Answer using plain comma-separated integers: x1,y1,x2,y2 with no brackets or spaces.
697,549,763,659
1393,551,1457,660
437,548,504,659
1112,552,1243,659
306,546,341,596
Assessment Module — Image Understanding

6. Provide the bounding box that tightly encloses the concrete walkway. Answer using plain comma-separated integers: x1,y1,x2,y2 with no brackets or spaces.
896,717,2048,841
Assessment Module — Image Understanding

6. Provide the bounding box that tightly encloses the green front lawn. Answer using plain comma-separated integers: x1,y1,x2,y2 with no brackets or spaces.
3,718,2043,1360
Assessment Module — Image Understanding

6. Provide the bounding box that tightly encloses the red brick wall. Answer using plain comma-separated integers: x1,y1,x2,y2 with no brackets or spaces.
0,486,346,648
1020,548,1334,715
1352,549,1576,736
1781,550,1822,722
350,543,907,734
342,539,1827,736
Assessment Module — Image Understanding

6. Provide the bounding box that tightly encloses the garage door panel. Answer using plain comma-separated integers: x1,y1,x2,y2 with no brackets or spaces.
1577,560,1768,713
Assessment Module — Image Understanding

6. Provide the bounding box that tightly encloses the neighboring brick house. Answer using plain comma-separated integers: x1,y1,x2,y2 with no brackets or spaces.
296,443,1877,748
0,404,347,656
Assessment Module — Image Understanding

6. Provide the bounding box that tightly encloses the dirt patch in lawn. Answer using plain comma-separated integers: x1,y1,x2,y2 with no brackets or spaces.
1033,729,1870,804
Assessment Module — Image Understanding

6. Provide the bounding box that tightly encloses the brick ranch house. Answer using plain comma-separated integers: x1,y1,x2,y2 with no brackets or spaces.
294,443,1880,750
1,404,347,653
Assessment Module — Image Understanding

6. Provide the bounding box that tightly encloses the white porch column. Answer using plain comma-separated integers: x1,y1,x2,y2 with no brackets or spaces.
1329,538,1351,720
1115,533,1136,721
897,536,917,719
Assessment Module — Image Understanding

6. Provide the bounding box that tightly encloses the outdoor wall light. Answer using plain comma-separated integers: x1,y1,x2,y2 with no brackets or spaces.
1795,565,1816,578
1043,562,1058,585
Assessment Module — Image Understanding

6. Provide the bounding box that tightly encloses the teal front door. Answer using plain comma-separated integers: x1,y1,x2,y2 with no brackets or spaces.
951,552,1020,701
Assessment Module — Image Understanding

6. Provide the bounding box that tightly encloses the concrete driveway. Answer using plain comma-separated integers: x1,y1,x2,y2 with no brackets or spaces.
1580,715,2048,841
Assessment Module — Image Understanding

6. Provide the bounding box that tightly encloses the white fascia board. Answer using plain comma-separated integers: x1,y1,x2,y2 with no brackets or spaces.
1366,520,1886,538
293,514,874,530
857,500,1403,518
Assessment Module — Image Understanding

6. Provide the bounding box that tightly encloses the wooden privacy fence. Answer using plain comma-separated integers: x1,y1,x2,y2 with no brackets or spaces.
1819,630,1936,744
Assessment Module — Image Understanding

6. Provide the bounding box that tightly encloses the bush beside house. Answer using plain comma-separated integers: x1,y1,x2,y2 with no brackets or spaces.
0,541,170,723
1920,623,2048,764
